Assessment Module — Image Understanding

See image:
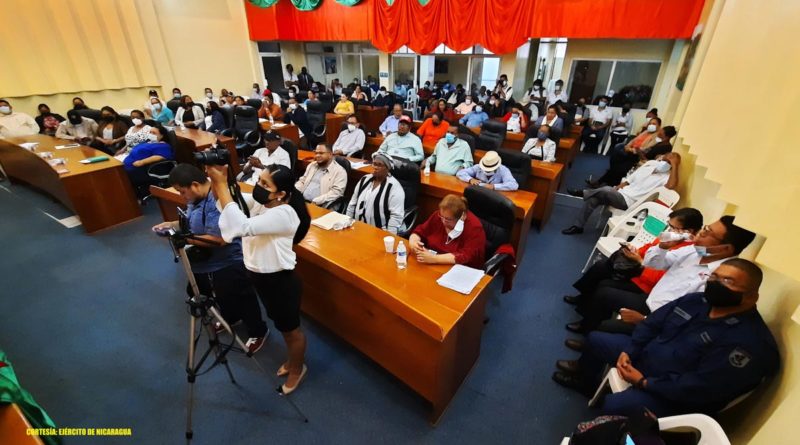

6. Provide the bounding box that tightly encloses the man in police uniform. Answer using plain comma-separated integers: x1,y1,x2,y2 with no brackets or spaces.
553,258,779,417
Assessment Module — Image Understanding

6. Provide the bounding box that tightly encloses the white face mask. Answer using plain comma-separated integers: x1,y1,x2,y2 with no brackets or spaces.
0,106,10,114
147,133,158,142
448,217,465,240
152,103,161,110
654,160,671,173
206,92,213,98
598,101,607,108
489,99,496,105
289,103,297,110
647,124,657,133
465,99,471,104
132,118,143,126
289,92,295,98
655,136,663,143
347,123,356,132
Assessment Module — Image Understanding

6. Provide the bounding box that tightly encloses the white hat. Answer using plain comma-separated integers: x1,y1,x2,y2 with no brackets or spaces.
479,151,502,172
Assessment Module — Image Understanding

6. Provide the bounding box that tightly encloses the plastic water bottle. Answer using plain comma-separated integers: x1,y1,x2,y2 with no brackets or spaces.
423,161,431,177
396,241,407,269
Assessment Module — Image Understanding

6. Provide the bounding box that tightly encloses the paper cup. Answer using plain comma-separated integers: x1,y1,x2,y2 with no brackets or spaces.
383,236,395,253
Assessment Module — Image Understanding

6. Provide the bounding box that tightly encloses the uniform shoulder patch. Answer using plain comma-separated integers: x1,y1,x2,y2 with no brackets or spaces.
729,348,752,368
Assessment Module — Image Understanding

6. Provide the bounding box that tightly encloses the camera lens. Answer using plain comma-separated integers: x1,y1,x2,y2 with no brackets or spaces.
193,147,230,166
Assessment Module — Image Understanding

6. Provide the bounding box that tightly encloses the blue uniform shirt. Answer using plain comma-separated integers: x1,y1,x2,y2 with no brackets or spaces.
186,192,244,274
625,292,779,413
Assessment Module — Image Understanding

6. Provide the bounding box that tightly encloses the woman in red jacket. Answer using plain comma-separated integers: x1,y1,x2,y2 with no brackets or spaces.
409,194,486,269
501,104,529,134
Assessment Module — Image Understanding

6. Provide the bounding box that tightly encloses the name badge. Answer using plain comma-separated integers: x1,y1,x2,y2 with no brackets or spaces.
673,306,692,320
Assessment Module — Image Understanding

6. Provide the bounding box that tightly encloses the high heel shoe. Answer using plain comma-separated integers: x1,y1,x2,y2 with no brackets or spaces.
277,365,307,396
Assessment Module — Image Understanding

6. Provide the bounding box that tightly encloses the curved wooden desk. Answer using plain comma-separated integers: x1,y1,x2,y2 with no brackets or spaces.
0,135,141,233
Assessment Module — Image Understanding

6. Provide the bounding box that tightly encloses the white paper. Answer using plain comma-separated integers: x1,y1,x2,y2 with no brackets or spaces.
311,211,353,231
55,144,80,149
19,142,39,151
258,118,268,123
271,123,287,128
114,153,129,162
436,264,484,295
349,160,370,170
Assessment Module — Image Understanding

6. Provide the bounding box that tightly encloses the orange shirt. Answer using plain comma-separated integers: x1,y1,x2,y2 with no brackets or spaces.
416,118,450,146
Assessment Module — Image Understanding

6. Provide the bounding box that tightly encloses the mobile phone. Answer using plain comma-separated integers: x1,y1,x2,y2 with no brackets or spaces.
624,434,635,445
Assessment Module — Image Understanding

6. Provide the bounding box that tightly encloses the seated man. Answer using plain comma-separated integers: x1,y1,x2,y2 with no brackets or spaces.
240,131,291,185
565,215,756,336
454,95,476,115
332,115,365,157
554,259,780,418
372,86,393,108
459,103,489,128
380,104,405,136
562,153,680,235
589,118,663,187
409,194,486,269
416,112,450,146
0,99,39,138
377,115,423,163
152,164,269,354
123,126,174,198
422,126,473,175
456,150,519,191
56,110,98,144
346,152,405,234
521,124,557,162
295,143,347,208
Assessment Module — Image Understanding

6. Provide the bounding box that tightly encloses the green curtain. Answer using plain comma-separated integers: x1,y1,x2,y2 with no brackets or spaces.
386,0,431,5
291,0,322,10
336,0,362,5
248,0,279,7
0,351,60,445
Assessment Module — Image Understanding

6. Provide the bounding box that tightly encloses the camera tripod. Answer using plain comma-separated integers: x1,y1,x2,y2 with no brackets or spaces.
163,231,308,444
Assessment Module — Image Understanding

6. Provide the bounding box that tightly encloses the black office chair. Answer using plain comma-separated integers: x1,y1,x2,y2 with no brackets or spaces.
218,106,234,130
458,133,476,156
463,185,516,275
477,119,506,152
246,98,263,109
328,156,352,213
118,115,134,128
392,159,420,238
496,148,530,187
75,108,102,122
144,119,160,127
305,100,328,148
141,129,179,204
318,92,333,112
166,99,181,114
220,106,261,159
280,138,298,172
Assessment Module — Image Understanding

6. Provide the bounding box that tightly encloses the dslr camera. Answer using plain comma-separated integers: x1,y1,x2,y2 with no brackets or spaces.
194,147,230,166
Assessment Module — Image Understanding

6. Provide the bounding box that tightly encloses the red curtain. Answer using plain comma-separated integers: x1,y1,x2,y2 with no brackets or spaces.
245,0,705,53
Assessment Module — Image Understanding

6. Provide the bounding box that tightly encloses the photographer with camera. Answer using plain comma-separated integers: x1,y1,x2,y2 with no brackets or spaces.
208,162,312,395
152,164,269,354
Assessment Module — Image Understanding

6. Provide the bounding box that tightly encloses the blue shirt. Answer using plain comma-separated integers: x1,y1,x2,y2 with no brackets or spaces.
123,141,173,171
186,192,244,273
379,115,402,134
625,292,779,414
151,107,174,125
456,164,519,191
459,111,489,128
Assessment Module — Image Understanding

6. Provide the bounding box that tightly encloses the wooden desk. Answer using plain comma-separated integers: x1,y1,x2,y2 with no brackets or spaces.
295,151,536,260
148,188,494,423
259,121,301,147
557,136,579,168
325,113,346,147
0,135,141,233
0,404,44,445
174,128,239,174
357,105,388,133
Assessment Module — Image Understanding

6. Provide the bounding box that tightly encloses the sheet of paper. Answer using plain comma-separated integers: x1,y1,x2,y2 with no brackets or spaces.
349,160,370,170
271,123,287,128
19,142,39,151
258,118,268,123
436,264,485,295
55,143,81,149
114,153,129,163
310,212,352,231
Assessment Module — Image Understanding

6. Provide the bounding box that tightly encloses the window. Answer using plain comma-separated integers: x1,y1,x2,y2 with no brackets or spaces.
567,59,661,109
257,42,281,53
304,42,380,87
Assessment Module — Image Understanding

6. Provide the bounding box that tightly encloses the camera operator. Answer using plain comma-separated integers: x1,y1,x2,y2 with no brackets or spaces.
208,163,312,395
152,164,269,354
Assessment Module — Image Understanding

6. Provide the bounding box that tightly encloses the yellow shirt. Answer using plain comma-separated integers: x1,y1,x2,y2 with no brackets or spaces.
334,100,355,116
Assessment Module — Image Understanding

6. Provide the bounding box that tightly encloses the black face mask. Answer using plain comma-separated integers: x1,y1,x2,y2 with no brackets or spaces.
252,184,273,205
68,116,82,125
704,280,744,307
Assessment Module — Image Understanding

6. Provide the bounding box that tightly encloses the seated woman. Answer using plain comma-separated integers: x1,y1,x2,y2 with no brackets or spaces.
351,86,369,105
203,101,226,133
175,95,205,129
501,105,528,134
35,104,64,136
149,96,174,125
71,97,89,110
92,106,130,155
534,105,565,137
333,94,355,116
119,110,152,155
409,194,486,269
123,126,174,199
346,152,405,234
521,124,557,162
258,96,284,121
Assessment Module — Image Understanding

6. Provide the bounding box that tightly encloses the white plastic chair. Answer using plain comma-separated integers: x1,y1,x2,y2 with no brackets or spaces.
658,414,731,445
404,89,419,120
581,202,671,273
603,186,680,235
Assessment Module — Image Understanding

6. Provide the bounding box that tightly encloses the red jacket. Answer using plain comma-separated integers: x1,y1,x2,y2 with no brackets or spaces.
411,210,486,269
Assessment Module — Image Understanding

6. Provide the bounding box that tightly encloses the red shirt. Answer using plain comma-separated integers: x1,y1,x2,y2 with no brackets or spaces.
631,239,693,293
411,210,486,269
416,118,450,146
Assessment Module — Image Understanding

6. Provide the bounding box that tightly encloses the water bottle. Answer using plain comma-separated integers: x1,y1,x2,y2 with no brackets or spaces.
423,160,431,177
396,241,407,269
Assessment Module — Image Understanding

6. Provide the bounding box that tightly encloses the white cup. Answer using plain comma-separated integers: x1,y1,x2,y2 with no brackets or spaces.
383,236,395,253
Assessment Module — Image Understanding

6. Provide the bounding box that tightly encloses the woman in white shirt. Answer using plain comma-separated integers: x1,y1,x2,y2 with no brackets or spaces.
119,110,152,155
346,152,406,234
209,163,311,395
609,104,634,148
521,124,557,162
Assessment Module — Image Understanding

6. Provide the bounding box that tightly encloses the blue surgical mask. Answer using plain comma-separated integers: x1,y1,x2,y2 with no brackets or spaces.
445,133,456,144
598,101,607,107
694,245,710,257
537,131,547,141
475,106,483,113
654,160,671,173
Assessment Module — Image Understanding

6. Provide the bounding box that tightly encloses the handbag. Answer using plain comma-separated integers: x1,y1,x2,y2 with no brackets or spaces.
609,248,644,280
